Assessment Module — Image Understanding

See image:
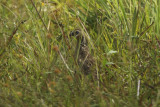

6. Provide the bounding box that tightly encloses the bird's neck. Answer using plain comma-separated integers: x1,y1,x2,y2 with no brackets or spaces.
74,35,87,60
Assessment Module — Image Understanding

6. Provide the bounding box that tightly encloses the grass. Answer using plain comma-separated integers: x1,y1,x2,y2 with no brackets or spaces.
0,0,160,106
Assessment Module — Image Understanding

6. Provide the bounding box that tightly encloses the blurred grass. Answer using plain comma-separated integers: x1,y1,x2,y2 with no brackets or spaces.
0,0,160,106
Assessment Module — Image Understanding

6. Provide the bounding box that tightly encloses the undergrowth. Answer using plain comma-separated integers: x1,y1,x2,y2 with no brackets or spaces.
0,0,160,106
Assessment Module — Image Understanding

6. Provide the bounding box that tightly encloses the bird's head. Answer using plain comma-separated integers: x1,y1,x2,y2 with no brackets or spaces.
69,29,88,46
69,29,81,38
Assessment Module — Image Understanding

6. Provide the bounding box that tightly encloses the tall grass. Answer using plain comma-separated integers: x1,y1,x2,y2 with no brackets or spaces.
0,0,160,106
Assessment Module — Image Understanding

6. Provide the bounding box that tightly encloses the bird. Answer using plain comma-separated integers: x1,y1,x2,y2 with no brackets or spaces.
69,29,95,75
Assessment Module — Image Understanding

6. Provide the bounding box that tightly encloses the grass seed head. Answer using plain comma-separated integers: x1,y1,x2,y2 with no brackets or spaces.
53,45,59,52
66,75,73,82
48,81,56,87
54,68,61,74
16,91,22,97
47,33,52,39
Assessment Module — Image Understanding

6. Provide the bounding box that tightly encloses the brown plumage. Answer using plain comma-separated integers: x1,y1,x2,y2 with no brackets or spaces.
70,29,95,75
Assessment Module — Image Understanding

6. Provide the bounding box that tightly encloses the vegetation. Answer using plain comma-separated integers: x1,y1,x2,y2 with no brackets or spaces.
0,0,160,106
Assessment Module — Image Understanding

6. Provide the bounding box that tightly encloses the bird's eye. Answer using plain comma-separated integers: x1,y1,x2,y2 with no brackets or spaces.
69,31,74,36
75,30,79,35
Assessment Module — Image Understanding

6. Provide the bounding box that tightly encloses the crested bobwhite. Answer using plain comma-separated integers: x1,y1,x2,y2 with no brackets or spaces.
70,29,95,75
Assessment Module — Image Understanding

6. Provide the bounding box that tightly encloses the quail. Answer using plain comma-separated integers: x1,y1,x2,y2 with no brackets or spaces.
70,29,95,75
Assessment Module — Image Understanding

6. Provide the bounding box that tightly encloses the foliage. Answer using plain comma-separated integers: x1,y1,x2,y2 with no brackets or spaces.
0,0,160,106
